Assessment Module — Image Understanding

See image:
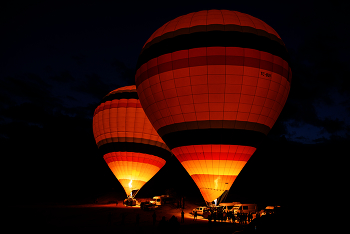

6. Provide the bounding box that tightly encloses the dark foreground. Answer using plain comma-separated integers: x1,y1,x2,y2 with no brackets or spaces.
5,202,289,234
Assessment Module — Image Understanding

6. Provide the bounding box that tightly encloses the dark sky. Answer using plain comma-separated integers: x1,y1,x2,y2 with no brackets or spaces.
1,1,348,205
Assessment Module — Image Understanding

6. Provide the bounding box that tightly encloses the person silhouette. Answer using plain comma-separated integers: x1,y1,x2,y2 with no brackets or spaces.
248,212,252,223
181,210,184,223
208,211,212,223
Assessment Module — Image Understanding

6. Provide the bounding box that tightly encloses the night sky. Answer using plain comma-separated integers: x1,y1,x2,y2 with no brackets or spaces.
1,1,348,206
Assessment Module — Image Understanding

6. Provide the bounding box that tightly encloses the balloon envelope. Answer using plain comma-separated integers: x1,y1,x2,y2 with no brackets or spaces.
135,10,291,202
93,85,172,197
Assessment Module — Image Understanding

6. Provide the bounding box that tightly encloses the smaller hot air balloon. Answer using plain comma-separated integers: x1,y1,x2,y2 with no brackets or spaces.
93,85,172,198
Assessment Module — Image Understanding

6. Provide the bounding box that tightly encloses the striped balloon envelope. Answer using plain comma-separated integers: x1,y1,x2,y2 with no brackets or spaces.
135,10,291,202
92,85,172,198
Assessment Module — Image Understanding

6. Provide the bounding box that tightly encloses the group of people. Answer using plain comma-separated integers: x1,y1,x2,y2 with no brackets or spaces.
204,209,257,224
119,209,257,227
234,212,255,224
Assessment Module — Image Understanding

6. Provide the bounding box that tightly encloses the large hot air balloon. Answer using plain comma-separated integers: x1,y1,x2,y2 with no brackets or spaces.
135,10,291,203
92,85,172,198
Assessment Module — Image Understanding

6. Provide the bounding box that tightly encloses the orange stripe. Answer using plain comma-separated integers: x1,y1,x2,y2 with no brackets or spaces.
107,161,162,184
104,152,166,169
119,179,146,196
181,160,247,176
191,174,237,189
191,174,238,202
172,145,256,159
106,161,161,176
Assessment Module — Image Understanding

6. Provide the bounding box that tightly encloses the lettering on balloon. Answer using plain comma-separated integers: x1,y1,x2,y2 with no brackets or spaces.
260,72,272,78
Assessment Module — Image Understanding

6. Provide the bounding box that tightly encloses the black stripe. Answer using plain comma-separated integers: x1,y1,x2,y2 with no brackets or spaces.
97,137,170,151
157,120,271,137
99,142,172,161
137,30,289,70
142,25,285,53
101,92,139,103
161,128,266,149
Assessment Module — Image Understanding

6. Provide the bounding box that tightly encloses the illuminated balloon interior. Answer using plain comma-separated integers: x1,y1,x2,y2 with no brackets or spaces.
93,86,172,198
135,10,291,202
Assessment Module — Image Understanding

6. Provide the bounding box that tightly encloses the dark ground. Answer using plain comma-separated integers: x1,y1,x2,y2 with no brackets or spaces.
4,193,315,234
3,135,344,233
5,202,248,234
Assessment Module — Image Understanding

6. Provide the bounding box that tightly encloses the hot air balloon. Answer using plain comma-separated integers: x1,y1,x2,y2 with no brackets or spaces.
135,10,291,203
92,85,172,198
